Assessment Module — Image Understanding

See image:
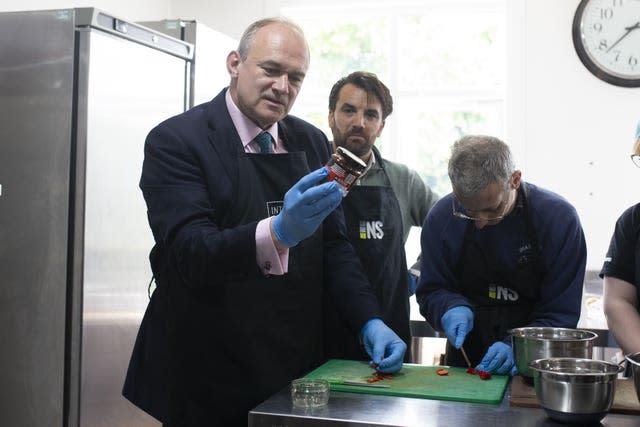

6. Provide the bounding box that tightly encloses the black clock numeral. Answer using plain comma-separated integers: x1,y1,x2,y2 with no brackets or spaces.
611,49,621,61
600,7,614,19
630,56,638,67
612,0,623,7
598,39,609,50
593,22,603,32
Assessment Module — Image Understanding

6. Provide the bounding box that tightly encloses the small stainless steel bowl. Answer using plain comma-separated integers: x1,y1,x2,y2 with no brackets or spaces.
625,352,640,403
528,357,622,424
509,327,597,377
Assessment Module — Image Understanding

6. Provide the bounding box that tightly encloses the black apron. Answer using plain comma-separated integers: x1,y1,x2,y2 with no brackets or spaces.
324,147,411,362
445,183,545,367
162,149,325,426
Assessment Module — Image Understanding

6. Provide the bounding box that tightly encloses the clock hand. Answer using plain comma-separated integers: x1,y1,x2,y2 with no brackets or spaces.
606,21,640,53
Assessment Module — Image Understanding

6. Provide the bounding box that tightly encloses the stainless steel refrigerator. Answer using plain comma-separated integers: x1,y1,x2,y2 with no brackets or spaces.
0,8,193,427
139,18,237,107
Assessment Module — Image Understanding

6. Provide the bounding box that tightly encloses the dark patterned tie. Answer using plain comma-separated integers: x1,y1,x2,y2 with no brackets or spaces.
254,132,273,153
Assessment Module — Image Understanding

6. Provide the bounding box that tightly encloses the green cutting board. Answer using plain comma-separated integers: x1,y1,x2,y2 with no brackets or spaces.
304,359,510,404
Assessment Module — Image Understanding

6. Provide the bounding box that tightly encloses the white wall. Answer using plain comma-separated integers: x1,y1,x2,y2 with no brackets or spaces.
0,0,172,21
1,0,637,269
170,0,267,40
520,0,639,270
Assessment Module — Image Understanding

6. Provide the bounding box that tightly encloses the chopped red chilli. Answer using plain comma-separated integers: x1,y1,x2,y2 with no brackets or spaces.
478,371,492,380
366,371,394,383
466,367,492,380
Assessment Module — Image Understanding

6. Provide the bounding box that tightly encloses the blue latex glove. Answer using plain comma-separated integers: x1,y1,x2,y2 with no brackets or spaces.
360,318,407,373
272,168,342,247
440,306,473,349
476,341,518,376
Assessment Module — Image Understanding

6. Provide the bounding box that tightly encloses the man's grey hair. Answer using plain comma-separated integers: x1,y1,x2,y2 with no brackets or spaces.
448,135,515,199
237,17,309,61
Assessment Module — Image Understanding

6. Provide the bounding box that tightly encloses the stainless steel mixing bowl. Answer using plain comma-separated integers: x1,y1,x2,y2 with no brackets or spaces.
625,352,640,403
509,327,597,377
528,358,622,424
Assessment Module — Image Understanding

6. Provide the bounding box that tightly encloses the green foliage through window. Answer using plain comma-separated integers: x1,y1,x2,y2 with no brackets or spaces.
283,1,506,197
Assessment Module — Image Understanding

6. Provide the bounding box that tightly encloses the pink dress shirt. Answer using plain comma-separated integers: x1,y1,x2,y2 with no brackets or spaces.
225,90,288,275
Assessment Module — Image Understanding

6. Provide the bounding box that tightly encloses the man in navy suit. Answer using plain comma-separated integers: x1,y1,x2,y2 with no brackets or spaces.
123,17,406,426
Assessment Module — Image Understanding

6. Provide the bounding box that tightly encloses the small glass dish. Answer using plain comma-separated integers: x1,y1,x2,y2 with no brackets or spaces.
290,378,329,408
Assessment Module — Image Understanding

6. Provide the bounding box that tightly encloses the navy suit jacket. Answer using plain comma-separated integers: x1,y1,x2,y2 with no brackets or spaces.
140,88,378,318
125,88,380,422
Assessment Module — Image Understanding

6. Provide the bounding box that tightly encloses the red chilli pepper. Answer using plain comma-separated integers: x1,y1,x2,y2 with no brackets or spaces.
436,368,449,376
366,371,394,383
478,370,492,380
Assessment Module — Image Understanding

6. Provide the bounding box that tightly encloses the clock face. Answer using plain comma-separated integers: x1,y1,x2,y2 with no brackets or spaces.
572,0,640,87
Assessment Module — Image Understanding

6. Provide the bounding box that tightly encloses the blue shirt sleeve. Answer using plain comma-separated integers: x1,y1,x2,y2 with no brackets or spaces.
416,194,472,331
526,186,586,328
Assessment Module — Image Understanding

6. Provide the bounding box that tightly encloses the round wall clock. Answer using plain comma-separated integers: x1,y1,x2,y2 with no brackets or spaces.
572,0,640,87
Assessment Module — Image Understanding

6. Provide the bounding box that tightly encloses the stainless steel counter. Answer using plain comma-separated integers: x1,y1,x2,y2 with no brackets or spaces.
248,380,639,426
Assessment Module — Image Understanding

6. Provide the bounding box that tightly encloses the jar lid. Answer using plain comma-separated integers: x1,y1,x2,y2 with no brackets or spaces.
335,146,367,172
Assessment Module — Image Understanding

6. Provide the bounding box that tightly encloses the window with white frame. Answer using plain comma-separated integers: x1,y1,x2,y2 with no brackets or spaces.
278,0,507,198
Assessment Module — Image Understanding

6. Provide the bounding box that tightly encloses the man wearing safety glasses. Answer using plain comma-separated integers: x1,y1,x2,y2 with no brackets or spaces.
416,135,587,376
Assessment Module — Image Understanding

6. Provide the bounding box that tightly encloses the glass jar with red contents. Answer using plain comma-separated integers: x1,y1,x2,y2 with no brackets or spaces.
325,146,367,195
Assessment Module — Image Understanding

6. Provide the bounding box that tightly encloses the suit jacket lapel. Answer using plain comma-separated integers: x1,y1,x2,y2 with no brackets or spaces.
279,120,307,155
205,88,242,184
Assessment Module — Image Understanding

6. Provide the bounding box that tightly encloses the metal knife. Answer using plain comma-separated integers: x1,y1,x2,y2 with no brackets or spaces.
460,346,472,368
339,380,390,388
